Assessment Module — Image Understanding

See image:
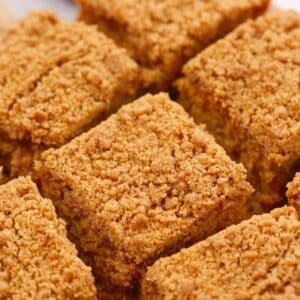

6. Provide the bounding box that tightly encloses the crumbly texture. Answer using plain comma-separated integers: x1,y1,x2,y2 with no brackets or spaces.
287,173,300,215
77,0,269,91
0,3,16,35
177,11,300,208
0,11,140,177
36,93,253,289
142,206,300,299
0,177,97,299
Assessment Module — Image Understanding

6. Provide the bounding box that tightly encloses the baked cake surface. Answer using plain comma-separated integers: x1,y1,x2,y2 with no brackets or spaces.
36,93,253,289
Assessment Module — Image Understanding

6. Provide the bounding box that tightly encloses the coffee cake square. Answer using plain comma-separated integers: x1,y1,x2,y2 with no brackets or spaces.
177,11,300,208
36,93,253,289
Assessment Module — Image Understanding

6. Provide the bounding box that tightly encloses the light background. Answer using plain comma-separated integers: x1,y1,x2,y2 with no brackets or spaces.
2,0,300,20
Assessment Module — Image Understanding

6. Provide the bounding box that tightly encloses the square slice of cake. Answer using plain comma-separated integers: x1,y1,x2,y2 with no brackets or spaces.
176,11,300,208
0,11,141,178
77,0,269,91
0,177,96,299
36,93,253,289
142,206,300,299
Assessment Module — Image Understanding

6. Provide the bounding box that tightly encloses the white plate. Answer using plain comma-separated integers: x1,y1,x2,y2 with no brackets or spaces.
2,0,77,20
2,0,300,21
274,0,300,11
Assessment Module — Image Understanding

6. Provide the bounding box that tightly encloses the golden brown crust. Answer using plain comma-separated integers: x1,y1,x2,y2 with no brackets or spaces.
142,206,300,299
287,173,300,215
0,11,140,177
77,0,270,90
36,93,253,289
177,11,300,207
0,177,97,299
